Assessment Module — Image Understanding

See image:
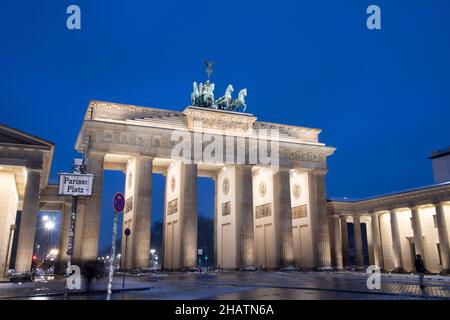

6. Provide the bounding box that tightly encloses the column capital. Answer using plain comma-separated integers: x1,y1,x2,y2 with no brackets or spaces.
25,168,43,175
137,155,154,161
369,211,380,217
409,204,422,212
87,151,106,158
310,169,328,176
433,201,447,208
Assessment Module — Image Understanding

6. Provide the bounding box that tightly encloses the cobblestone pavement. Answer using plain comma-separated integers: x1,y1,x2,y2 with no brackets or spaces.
2,271,449,300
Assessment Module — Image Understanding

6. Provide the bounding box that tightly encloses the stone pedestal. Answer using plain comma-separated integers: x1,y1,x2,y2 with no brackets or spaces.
80,153,104,264
15,169,41,273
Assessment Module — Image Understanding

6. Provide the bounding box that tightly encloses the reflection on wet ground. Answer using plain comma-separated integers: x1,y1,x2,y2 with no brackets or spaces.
23,271,450,300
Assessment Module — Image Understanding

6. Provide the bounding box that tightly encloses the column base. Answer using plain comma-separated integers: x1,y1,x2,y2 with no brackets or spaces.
392,267,407,273
279,266,297,271
439,268,450,275
243,266,257,271
316,266,333,271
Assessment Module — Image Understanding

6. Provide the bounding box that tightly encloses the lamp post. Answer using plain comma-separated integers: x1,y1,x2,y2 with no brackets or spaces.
58,158,93,300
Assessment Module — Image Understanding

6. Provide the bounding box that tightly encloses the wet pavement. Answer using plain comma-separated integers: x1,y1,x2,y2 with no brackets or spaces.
7,271,448,300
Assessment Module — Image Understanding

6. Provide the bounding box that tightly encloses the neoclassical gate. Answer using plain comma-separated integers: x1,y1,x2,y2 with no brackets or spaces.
74,100,335,270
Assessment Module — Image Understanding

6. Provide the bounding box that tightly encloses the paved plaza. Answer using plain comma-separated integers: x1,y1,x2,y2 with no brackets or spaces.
1,271,448,300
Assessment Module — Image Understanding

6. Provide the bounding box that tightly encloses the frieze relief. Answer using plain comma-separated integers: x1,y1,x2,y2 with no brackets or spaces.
168,198,178,215
125,196,133,214
255,203,272,219
280,148,325,163
98,130,176,150
292,204,307,219
222,201,231,216
185,108,256,135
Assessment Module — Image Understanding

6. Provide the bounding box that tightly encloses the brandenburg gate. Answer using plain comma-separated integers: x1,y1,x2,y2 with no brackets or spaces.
72,97,335,270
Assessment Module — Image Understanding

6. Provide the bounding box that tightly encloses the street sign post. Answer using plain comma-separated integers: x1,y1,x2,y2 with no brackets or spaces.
58,159,92,300
107,192,125,300
122,227,131,289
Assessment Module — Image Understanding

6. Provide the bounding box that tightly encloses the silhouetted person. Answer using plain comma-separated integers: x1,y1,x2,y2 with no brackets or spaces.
84,260,97,292
415,254,426,288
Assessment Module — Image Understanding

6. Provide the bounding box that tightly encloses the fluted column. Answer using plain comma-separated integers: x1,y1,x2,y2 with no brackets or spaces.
435,203,450,273
213,175,218,268
81,152,104,263
353,215,364,268
237,166,255,268
332,216,343,269
410,206,425,267
340,216,349,267
57,202,72,272
389,209,404,272
181,163,198,268
274,169,294,267
132,156,153,268
15,169,41,272
309,170,332,269
371,212,383,269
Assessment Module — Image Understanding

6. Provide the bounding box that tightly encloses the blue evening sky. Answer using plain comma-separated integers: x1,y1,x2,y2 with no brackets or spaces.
1,1,449,249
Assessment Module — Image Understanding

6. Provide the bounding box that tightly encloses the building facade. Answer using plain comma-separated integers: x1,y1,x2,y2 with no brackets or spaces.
1,102,449,275
328,151,450,273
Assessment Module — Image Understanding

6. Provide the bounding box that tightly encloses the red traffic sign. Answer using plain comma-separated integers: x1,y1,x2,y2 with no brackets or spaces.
124,228,131,237
113,193,125,212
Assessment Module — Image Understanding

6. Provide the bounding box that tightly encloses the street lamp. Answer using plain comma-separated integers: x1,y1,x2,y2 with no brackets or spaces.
44,220,55,230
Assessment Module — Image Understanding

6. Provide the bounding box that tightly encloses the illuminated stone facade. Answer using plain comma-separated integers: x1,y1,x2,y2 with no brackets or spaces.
73,100,335,270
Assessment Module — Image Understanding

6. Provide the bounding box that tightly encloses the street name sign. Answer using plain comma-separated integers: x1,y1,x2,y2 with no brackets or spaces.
58,173,94,196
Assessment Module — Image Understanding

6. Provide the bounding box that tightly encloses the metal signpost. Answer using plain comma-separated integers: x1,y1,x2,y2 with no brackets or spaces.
122,227,131,289
58,159,92,300
106,192,125,300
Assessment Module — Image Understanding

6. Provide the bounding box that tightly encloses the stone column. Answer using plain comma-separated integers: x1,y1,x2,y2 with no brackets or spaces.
340,216,349,267
237,166,255,268
371,212,383,269
15,169,41,272
410,206,425,267
274,169,294,268
132,156,153,269
389,209,404,272
57,202,72,272
332,216,343,269
181,163,198,268
81,152,104,264
353,215,364,268
309,170,332,269
435,203,450,273
213,175,218,268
